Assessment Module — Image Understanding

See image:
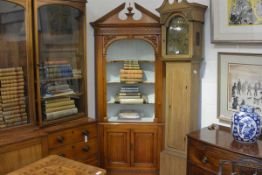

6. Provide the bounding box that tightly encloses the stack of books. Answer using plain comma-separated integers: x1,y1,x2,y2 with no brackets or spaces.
118,110,142,120
42,81,75,99
40,60,73,79
0,67,28,128
120,61,143,84
72,69,82,78
116,86,144,104
43,97,78,121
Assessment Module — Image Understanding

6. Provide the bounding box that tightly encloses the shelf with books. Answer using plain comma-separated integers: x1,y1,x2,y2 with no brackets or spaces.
41,92,83,100
107,60,155,63
106,106,155,122
0,67,30,129
42,48,79,53
107,102,155,105
107,81,155,84
107,116,155,123
40,76,83,83
105,39,156,123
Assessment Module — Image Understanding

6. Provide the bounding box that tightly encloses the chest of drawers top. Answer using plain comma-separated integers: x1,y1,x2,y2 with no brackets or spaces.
187,125,262,159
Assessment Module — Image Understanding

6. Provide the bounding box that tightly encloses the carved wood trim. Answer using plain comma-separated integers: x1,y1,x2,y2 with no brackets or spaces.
102,35,160,55
135,35,160,54
95,27,160,36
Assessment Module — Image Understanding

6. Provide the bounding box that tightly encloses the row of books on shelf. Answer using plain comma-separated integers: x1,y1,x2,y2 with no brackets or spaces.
120,61,143,84
109,86,154,104
115,86,144,104
43,97,78,121
0,67,28,128
39,60,82,80
41,80,80,99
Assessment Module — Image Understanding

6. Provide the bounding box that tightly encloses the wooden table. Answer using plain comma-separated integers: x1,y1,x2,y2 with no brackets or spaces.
7,155,106,175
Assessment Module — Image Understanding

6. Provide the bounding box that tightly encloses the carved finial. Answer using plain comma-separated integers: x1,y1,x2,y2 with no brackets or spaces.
125,3,134,18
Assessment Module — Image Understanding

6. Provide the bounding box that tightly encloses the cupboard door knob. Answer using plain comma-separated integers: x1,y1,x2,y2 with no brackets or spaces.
57,136,64,143
202,156,208,164
82,146,90,152
59,153,66,157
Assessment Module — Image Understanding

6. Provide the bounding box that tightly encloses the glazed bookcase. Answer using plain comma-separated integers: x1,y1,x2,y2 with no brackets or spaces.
34,0,87,126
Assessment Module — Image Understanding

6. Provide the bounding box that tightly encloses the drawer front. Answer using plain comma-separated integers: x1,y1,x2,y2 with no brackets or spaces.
49,144,74,159
187,163,216,175
48,124,97,149
188,139,243,173
74,139,98,161
83,157,99,166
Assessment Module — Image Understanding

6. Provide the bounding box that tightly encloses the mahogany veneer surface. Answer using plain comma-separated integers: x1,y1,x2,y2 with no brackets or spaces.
187,125,262,175
188,125,262,158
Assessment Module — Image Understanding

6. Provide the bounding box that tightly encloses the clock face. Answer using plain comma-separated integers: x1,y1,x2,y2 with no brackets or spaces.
166,16,189,55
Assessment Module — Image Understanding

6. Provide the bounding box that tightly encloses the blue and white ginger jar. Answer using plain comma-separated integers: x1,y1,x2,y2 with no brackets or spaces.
231,105,261,143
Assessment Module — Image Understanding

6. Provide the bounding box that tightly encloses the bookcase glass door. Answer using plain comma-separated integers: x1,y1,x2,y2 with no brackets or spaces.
106,39,155,122
37,4,85,123
0,0,30,128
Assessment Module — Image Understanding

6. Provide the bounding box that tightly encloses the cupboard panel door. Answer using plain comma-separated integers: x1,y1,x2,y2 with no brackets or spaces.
104,128,130,168
165,63,191,152
131,127,158,167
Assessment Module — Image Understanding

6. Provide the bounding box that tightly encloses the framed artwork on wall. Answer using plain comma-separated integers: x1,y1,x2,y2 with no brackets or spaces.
211,0,262,43
218,53,262,122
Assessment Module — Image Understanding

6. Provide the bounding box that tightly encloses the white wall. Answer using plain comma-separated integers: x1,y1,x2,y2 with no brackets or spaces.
86,0,262,128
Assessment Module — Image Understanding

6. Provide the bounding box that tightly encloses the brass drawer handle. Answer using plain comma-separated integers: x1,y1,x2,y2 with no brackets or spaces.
202,156,208,164
57,136,65,143
82,146,90,152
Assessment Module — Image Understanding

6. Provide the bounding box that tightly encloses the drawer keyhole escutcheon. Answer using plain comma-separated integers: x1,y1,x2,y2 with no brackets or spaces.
202,156,208,164
82,130,89,143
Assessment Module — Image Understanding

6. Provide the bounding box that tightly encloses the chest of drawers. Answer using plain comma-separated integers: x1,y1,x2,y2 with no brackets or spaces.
187,125,262,175
44,118,98,166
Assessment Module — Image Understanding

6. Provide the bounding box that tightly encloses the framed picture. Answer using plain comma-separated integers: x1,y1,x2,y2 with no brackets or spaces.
218,53,262,122
211,0,262,43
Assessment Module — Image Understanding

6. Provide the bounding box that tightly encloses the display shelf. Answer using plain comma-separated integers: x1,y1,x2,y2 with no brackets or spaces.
107,60,154,63
105,39,156,123
41,92,82,100
40,76,82,83
107,81,155,84
107,102,155,105
42,112,85,124
42,48,79,53
107,116,155,122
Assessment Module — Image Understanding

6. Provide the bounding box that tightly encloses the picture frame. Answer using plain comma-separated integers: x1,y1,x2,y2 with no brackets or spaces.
218,53,262,122
211,0,262,43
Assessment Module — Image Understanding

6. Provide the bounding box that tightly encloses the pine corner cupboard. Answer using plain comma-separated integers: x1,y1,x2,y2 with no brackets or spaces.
0,0,98,174
157,0,207,175
92,3,164,175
